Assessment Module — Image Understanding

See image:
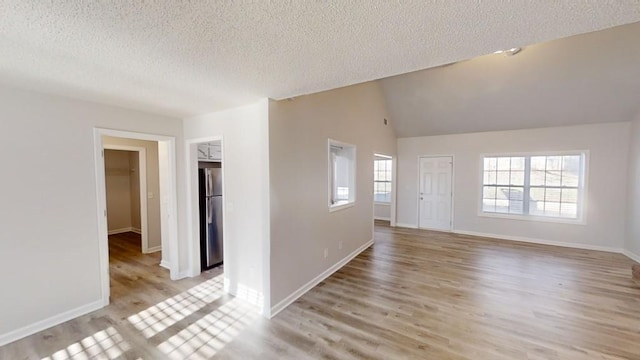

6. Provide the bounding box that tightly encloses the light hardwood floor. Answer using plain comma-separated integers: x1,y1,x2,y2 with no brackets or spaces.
2,224,640,359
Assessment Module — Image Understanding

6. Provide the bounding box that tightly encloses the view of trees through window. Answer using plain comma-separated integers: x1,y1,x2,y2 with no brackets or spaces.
482,154,583,219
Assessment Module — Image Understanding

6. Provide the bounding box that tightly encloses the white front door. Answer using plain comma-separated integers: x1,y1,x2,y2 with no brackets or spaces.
419,156,453,231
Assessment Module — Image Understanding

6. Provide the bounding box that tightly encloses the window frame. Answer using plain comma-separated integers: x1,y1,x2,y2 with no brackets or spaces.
478,150,588,225
373,156,392,204
328,139,356,212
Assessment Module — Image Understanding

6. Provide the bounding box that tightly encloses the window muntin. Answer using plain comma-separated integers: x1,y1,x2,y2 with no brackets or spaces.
329,139,356,210
481,154,584,220
374,158,392,203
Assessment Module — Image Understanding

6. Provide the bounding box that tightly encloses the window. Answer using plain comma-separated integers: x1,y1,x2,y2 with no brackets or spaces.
481,153,586,221
328,139,356,211
374,157,392,203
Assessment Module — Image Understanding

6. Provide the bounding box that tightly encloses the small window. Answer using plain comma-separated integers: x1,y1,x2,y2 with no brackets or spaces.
374,156,392,203
481,153,586,222
329,139,356,211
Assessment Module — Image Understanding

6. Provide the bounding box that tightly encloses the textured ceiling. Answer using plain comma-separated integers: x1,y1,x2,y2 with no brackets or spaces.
0,1,639,117
381,21,640,137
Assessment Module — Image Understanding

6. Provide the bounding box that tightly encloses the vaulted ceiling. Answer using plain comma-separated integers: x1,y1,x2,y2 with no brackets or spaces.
1,1,639,118
381,21,640,137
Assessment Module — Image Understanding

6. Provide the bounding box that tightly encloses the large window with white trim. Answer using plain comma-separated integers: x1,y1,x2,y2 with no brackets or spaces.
481,153,586,221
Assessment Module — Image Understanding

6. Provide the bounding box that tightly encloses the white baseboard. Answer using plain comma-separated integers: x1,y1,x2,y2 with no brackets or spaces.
270,238,374,318
0,299,104,347
108,227,134,235
453,229,622,253
623,249,640,263
146,246,161,253
395,222,418,229
374,216,391,221
160,260,171,269
131,227,141,234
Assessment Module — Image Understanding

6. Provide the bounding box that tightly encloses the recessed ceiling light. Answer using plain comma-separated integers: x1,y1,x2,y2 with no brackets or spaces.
494,47,522,56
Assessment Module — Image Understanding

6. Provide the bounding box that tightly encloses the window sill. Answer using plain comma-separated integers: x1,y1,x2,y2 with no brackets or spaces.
374,202,391,206
329,202,355,213
478,211,586,225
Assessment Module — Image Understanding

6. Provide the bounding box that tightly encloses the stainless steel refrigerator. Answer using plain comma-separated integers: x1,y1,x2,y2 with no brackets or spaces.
199,163,223,270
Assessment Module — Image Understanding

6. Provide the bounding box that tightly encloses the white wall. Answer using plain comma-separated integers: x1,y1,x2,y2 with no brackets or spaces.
0,84,184,345
626,113,640,261
374,203,391,220
268,82,396,313
397,122,630,250
104,150,134,231
183,99,271,313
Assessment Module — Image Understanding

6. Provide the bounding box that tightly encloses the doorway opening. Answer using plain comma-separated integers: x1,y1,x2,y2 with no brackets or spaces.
94,128,179,306
186,138,226,278
418,156,454,231
373,153,393,226
103,146,152,254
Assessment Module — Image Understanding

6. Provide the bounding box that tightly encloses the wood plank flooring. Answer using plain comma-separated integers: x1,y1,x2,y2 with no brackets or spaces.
2,224,640,359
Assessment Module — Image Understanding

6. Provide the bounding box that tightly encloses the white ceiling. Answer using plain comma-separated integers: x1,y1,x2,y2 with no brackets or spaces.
1,2,640,118
381,21,640,137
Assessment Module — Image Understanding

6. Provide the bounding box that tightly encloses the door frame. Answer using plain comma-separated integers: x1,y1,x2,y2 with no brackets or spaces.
94,128,179,307
417,155,455,231
103,145,150,253
185,136,226,278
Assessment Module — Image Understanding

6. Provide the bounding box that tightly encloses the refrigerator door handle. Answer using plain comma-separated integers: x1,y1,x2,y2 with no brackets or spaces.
207,197,213,223
207,169,213,196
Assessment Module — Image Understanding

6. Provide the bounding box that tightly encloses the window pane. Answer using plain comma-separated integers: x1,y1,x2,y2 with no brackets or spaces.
483,186,497,199
562,188,578,204
545,188,561,202
562,172,579,187
531,156,546,171
563,156,580,173
561,156,580,187
496,171,510,184
508,187,524,201
530,170,546,186
497,157,511,171
484,171,497,185
545,171,561,187
529,188,545,216
511,157,525,171
509,200,524,214
484,157,497,171
544,202,560,216
546,156,562,171
560,203,577,218
495,186,510,213
510,171,524,186
483,199,496,212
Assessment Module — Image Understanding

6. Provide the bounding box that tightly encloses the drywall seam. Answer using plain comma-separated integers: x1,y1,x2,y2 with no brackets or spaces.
269,239,374,318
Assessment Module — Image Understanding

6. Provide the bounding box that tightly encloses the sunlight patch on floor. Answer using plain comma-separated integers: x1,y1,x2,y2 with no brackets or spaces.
41,327,129,360
157,297,258,359
127,275,224,338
